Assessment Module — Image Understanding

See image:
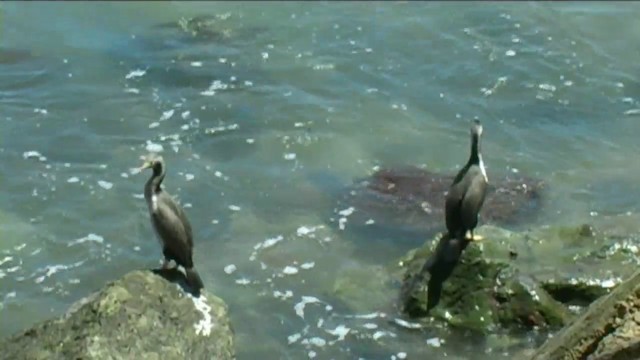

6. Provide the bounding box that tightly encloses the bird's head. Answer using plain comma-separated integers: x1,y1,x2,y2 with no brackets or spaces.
137,153,164,173
471,119,483,138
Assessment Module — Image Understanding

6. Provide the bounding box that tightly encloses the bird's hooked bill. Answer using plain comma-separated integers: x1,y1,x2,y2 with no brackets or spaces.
130,156,151,175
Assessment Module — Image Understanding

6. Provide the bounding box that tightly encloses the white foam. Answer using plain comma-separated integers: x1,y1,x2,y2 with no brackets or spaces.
283,266,299,275
125,69,146,80
294,296,321,319
189,293,215,337
68,233,104,247
97,180,113,190
23,151,47,162
160,109,175,121
223,264,237,274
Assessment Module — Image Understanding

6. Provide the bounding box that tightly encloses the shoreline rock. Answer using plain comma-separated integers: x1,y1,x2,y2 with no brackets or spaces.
0,269,235,360
529,269,640,360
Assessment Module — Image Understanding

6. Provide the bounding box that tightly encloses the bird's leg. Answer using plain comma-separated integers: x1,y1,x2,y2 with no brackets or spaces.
466,230,484,242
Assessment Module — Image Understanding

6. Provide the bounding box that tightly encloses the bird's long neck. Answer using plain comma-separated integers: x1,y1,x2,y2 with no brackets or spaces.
144,165,165,202
468,132,481,165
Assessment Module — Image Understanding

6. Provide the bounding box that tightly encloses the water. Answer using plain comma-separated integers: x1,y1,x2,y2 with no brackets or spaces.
2,1,640,358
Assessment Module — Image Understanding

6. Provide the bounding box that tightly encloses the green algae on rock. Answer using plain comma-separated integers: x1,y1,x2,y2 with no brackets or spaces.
397,227,573,333
0,270,235,360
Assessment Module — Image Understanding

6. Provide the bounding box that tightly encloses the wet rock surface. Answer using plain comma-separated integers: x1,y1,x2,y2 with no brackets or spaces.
395,222,639,336
397,228,572,333
331,166,544,241
0,269,235,360
530,270,640,360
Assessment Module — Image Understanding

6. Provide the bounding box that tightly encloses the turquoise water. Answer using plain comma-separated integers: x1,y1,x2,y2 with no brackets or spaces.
2,1,640,358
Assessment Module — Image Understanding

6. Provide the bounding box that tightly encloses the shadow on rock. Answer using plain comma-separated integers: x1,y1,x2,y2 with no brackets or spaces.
152,267,201,297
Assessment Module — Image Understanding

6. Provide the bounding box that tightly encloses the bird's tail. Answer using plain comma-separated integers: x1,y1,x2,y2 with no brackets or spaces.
185,267,205,293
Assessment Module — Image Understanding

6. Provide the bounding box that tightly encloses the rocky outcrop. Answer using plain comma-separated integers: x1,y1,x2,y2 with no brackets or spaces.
395,222,640,334
529,269,640,360
0,269,235,360
397,228,573,333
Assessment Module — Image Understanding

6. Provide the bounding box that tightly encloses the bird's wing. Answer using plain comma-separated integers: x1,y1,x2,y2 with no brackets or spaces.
460,168,488,230
159,191,194,246
151,192,194,264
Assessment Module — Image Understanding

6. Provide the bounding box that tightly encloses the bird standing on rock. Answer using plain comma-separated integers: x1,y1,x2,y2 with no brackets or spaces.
423,119,489,312
445,119,488,243
137,154,204,294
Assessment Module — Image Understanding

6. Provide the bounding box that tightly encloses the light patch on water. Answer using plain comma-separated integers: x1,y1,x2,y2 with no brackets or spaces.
362,323,378,329
97,180,113,190
288,332,302,344
302,337,326,348
235,278,251,285
224,264,237,274
185,173,195,181
160,109,175,121
372,330,396,341
0,256,13,266
246,138,255,144
284,153,297,160
205,123,239,135
624,109,640,116
343,311,386,319
188,293,215,337
68,233,104,247
274,290,293,300
297,225,324,238
148,122,160,129
294,296,322,319
124,87,140,94
125,69,146,79
34,108,48,115
201,80,229,96
426,337,442,347
505,49,516,57
393,318,423,329
395,352,408,359
300,262,315,270
190,61,203,67
67,177,80,183
325,324,350,343
34,260,85,284
23,151,47,162
365,219,375,225
283,266,299,275
229,205,241,211
145,141,164,153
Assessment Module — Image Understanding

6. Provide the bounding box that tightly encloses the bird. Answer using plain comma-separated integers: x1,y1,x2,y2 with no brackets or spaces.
445,119,489,243
137,153,204,294
421,120,489,312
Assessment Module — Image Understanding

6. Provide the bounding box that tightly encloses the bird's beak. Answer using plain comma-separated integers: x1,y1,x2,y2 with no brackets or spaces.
138,161,152,171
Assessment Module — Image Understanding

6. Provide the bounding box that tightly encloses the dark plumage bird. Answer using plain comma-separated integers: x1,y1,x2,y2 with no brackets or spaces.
424,120,489,312
445,119,488,243
138,154,204,294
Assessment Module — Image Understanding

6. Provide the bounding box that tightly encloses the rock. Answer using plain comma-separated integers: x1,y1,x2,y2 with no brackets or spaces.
529,269,640,360
397,228,573,333
0,269,235,360
395,220,640,350
332,166,544,242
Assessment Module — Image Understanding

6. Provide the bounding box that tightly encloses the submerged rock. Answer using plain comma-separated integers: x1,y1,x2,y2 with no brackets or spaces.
332,166,544,241
0,269,235,360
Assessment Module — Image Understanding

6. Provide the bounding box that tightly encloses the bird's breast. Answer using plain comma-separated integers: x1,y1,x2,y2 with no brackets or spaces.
151,194,159,212
478,156,488,182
